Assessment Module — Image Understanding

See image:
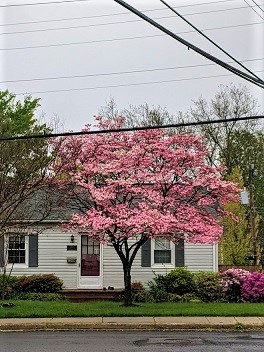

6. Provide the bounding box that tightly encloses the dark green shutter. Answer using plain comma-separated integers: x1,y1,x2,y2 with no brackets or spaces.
0,235,4,267
141,238,151,267
175,239,184,267
29,234,38,267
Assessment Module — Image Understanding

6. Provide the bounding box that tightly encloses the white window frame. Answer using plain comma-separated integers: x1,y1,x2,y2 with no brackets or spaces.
151,238,175,268
6,233,29,269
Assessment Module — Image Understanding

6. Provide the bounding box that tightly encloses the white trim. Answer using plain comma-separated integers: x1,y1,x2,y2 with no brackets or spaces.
6,233,29,269
77,235,103,289
151,238,175,268
212,242,218,272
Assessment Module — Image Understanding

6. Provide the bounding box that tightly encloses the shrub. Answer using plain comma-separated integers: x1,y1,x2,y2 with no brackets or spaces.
0,275,26,299
133,290,154,303
180,293,201,303
167,293,182,302
13,292,64,301
219,268,251,302
131,281,144,293
148,268,195,296
194,272,222,302
242,272,264,302
165,268,195,295
15,274,63,293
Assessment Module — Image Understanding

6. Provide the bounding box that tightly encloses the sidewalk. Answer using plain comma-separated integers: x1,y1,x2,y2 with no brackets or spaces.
1,316,264,331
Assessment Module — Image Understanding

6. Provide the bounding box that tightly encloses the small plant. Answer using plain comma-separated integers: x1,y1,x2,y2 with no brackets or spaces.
242,272,264,302
234,321,244,330
219,268,251,302
131,281,144,293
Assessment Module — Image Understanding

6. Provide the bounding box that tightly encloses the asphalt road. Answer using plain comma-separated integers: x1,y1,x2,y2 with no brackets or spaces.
1,331,264,352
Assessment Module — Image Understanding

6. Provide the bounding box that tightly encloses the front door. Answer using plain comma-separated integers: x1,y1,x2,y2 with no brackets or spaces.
78,235,102,288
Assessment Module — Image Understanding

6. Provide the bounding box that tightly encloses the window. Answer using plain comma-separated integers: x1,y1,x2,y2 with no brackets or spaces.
153,238,172,264
8,234,26,264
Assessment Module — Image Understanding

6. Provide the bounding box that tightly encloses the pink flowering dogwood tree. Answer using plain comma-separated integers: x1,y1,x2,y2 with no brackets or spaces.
52,117,239,306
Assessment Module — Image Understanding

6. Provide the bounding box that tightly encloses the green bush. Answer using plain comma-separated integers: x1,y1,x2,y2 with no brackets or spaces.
194,272,222,302
167,293,182,302
15,274,63,293
0,275,26,299
180,293,201,303
133,290,154,303
13,292,64,301
149,268,195,296
166,268,195,295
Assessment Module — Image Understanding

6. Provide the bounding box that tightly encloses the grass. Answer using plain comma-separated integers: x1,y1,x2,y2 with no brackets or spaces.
1,300,264,318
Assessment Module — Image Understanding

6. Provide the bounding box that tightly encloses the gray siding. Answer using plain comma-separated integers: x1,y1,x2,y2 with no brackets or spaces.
2,227,78,289
2,226,217,289
102,241,216,289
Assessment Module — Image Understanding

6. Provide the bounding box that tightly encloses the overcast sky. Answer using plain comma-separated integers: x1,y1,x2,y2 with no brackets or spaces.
1,0,264,131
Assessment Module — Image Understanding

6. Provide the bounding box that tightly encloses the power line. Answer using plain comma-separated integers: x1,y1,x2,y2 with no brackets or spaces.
1,4,262,34
0,0,93,8
113,0,264,88
2,58,263,84
1,115,263,142
243,0,264,19
1,21,262,51
0,0,239,9
14,70,264,95
0,1,249,27
160,0,263,84
250,0,264,13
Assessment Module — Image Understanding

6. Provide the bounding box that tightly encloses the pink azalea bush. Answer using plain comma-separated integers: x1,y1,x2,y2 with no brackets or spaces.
219,268,251,302
242,272,264,302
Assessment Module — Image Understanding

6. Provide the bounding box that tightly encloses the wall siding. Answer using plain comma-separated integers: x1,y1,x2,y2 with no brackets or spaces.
2,227,216,289
2,227,78,289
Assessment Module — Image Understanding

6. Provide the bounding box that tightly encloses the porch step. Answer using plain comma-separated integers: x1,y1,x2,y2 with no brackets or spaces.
62,289,123,302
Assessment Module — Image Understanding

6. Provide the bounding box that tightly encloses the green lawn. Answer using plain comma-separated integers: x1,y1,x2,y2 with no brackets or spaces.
1,301,264,318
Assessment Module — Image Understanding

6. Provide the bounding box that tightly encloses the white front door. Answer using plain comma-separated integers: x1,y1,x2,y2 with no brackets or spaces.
78,235,102,288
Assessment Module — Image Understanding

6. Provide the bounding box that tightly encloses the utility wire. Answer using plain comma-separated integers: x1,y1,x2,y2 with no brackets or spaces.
160,0,263,84
113,0,264,88
1,4,262,34
250,0,264,13
1,21,262,51
0,0,93,8
15,70,264,95
2,58,263,84
0,0,239,9
1,115,263,142
0,1,251,27
244,0,264,19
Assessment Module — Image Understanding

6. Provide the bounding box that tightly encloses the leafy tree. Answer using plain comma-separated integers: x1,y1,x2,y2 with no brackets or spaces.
189,83,260,167
52,117,238,306
219,168,255,265
0,90,59,299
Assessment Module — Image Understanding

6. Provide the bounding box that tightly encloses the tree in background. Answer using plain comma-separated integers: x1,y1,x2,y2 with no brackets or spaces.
189,83,260,168
53,117,238,306
0,90,60,299
219,168,257,265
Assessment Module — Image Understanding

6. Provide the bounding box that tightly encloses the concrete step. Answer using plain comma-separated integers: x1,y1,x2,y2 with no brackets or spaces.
62,289,123,302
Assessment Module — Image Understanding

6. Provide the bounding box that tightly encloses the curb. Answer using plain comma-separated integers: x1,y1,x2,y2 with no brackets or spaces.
1,317,264,332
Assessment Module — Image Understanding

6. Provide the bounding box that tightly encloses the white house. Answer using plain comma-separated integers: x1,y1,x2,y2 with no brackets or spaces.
0,222,218,289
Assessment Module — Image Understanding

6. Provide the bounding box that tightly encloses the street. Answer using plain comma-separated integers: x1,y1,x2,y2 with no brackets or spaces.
1,331,264,352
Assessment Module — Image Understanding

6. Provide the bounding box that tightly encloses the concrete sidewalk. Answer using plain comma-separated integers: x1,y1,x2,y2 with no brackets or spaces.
1,316,264,331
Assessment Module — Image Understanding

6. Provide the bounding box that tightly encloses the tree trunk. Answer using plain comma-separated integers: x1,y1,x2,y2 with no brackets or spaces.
123,264,133,306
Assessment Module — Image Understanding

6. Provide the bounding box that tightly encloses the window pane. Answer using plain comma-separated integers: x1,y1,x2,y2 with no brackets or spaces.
8,235,26,264
154,250,171,263
155,238,170,250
